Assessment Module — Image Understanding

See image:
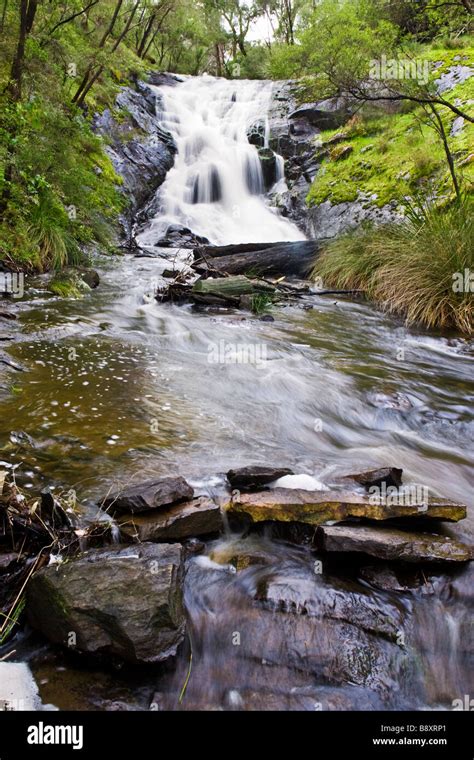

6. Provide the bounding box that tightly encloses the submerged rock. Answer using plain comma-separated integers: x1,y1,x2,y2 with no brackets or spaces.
100,476,194,515
227,465,294,491
225,488,466,525
317,525,472,564
118,497,223,542
26,543,185,664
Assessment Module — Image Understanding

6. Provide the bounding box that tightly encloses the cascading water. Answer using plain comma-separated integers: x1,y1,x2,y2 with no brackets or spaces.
137,75,305,247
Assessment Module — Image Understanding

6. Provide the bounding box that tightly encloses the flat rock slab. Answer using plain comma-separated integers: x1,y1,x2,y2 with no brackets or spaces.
0,663,42,711
225,488,466,525
118,497,223,542
100,476,194,515
227,465,294,491
26,543,185,664
317,525,472,563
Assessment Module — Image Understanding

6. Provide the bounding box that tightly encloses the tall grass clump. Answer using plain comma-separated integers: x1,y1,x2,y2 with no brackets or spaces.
27,190,80,271
312,196,474,334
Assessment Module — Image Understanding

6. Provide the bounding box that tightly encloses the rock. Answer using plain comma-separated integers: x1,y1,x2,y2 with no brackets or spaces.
93,83,177,244
0,663,43,711
180,559,413,704
118,497,223,542
75,267,100,289
155,224,209,248
227,465,294,491
307,198,403,241
339,467,403,489
289,97,355,130
147,72,184,87
316,525,472,564
0,551,20,572
100,476,194,515
247,119,266,147
26,543,185,664
225,488,466,525
257,147,278,190
359,565,409,592
329,144,353,161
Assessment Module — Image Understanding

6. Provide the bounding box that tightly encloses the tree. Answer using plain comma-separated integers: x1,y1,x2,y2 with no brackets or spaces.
300,0,473,198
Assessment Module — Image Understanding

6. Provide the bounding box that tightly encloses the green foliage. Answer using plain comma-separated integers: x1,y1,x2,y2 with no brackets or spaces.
312,196,474,333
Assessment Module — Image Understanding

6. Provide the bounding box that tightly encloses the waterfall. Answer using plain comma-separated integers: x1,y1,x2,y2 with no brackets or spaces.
138,75,305,247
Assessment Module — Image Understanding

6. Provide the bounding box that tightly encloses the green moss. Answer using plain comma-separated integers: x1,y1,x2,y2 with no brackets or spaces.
307,42,474,209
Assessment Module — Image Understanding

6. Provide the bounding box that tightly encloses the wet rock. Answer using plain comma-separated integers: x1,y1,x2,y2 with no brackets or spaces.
100,476,194,515
247,119,266,147
93,83,177,244
226,488,466,525
317,525,472,564
155,224,210,248
359,565,413,592
26,543,185,664
0,551,19,572
147,72,184,87
339,467,403,490
257,147,278,190
180,559,413,703
118,497,223,542
227,465,294,491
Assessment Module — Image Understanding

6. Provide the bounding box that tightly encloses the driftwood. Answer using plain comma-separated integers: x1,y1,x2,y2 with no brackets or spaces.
193,240,322,278
193,276,275,297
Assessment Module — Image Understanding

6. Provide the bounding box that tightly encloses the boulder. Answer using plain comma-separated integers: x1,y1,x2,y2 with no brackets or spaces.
289,97,355,130
155,224,209,249
225,488,466,525
118,497,223,542
257,147,278,190
247,119,266,147
26,543,185,664
147,72,184,87
227,465,294,491
316,525,472,563
100,476,194,515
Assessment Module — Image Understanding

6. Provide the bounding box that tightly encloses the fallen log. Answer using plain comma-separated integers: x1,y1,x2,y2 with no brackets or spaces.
193,240,322,278
193,276,275,298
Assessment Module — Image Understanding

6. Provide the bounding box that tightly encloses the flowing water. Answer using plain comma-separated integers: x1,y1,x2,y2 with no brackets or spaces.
1,75,473,711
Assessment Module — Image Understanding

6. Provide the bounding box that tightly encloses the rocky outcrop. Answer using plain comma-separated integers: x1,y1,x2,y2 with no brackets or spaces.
26,543,185,664
225,488,466,525
118,497,223,542
93,79,177,245
316,525,472,563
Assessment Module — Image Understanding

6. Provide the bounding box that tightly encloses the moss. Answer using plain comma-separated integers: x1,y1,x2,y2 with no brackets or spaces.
49,271,91,299
307,42,474,209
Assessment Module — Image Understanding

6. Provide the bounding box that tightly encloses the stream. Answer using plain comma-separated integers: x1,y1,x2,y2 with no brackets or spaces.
0,75,473,711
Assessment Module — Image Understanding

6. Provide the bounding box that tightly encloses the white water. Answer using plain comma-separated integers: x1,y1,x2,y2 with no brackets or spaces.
137,75,305,247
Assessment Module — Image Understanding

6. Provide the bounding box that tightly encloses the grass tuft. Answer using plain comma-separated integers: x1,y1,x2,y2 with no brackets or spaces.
312,197,474,334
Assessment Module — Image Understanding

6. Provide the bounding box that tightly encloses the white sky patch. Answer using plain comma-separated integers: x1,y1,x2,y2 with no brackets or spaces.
248,14,274,43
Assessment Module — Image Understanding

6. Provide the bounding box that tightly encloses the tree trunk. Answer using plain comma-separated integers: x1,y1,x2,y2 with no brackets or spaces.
72,0,123,105
8,0,37,101
429,104,461,201
193,241,322,278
